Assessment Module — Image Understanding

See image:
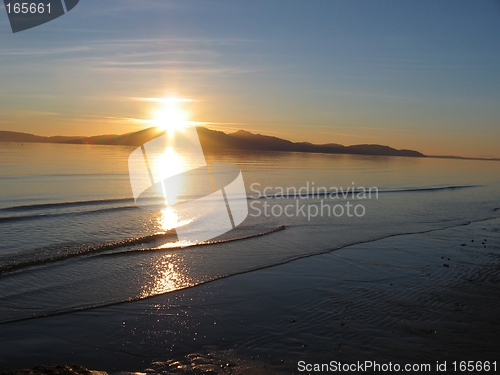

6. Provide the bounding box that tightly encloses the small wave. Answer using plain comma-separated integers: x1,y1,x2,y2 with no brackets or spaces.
0,205,138,224
0,231,176,275
0,226,286,276
0,173,128,181
97,225,287,257
249,184,479,200
0,185,478,213
381,185,480,193
0,197,135,212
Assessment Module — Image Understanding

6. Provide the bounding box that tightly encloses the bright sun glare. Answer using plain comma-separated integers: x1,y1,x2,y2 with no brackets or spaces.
152,98,190,132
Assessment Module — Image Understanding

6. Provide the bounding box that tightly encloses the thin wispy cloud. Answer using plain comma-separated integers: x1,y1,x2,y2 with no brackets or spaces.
79,114,210,128
0,46,90,57
132,97,195,103
1,109,61,117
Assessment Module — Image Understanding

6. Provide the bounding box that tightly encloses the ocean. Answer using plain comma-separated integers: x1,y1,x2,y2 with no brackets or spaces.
1,141,498,329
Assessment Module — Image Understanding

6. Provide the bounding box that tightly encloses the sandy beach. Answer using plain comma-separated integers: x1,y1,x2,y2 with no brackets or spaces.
1,216,499,374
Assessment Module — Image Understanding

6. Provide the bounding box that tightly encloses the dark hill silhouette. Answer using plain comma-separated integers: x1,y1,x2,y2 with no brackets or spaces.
0,127,425,157
196,128,424,157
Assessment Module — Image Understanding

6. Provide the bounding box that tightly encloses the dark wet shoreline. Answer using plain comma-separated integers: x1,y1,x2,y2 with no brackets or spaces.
1,217,499,374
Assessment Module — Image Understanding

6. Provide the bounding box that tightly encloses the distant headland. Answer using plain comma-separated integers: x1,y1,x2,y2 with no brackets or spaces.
0,127,425,158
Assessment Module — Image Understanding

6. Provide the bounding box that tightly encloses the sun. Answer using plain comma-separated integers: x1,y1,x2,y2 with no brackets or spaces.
152,98,190,132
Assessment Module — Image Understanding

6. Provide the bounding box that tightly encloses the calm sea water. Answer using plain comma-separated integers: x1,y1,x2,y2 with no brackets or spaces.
0,142,499,324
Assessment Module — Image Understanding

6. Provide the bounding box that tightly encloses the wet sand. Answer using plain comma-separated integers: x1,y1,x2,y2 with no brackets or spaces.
1,217,499,374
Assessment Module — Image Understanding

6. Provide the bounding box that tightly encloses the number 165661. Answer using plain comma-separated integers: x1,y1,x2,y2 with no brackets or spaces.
5,3,51,14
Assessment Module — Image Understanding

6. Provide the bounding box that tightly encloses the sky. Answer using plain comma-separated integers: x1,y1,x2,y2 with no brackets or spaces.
0,0,499,158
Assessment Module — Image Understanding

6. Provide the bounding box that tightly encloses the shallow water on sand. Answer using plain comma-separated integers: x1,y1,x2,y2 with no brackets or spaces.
1,218,499,373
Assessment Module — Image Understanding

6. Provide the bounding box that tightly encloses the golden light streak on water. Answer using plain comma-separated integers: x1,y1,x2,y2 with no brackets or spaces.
158,206,193,232
140,256,192,298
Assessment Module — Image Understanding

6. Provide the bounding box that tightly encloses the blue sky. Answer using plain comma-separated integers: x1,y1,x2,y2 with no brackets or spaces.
0,0,499,157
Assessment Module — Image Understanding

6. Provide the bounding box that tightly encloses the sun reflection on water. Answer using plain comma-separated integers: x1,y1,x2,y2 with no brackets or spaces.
156,239,197,249
148,145,188,206
157,146,185,180
158,206,192,232
140,256,192,298
155,207,195,248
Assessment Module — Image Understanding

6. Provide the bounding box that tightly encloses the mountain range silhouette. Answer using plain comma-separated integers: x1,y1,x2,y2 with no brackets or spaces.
0,127,425,158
